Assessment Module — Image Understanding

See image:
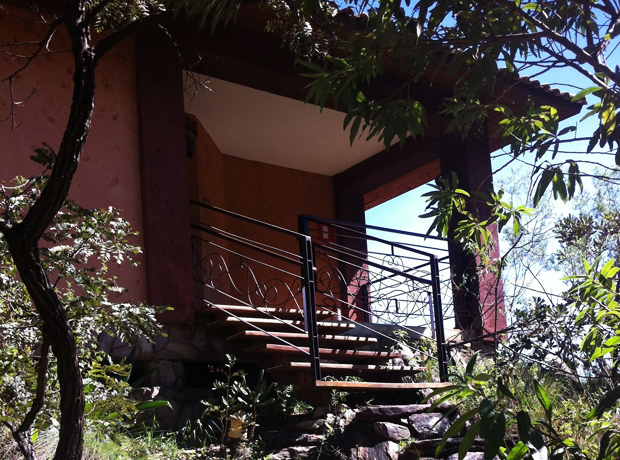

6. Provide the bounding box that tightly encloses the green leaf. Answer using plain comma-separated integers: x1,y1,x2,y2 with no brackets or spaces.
588,385,620,419
478,398,506,459
571,86,601,102
517,410,532,442
436,406,479,457
533,168,554,207
497,377,516,401
507,441,529,460
534,380,552,422
597,430,612,460
466,351,479,375
528,430,547,460
459,419,481,460
135,400,171,411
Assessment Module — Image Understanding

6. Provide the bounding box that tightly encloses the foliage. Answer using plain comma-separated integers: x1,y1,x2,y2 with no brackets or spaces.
0,158,165,454
270,383,313,417
5,0,620,458
430,256,620,460
553,170,620,278
199,355,275,447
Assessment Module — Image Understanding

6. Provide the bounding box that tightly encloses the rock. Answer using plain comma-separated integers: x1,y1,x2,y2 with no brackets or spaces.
296,419,325,430
271,446,318,459
136,336,154,360
205,445,230,458
153,332,169,352
448,453,497,460
350,441,401,460
408,437,485,457
335,403,350,415
417,388,437,404
356,403,453,422
192,326,210,349
338,409,356,432
373,421,410,442
167,324,194,345
408,413,451,440
152,361,184,389
268,430,325,446
313,406,330,418
155,342,199,361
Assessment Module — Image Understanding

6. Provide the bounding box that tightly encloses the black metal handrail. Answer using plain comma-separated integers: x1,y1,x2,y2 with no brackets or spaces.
300,214,450,380
191,201,451,384
191,201,323,382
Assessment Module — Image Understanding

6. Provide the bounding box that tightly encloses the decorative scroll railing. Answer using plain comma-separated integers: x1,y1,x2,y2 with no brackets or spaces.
300,215,453,333
190,200,449,383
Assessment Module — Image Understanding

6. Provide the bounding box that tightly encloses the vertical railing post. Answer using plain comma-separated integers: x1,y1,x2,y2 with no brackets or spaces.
430,255,449,381
428,291,435,340
298,216,321,383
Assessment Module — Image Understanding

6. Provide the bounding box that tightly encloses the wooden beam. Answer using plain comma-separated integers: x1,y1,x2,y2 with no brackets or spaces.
335,136,441,197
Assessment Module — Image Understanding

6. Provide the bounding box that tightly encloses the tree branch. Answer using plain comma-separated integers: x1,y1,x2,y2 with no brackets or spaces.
20,338,50,432
93,10,173,63
539,41,611,91
84,0,114,27
1,15,65,84
497,0,620,87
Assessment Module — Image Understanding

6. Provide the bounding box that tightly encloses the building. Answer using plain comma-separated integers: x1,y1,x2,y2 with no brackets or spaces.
0,1,583,414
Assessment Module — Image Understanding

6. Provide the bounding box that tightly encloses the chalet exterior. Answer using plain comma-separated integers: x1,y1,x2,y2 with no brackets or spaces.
0,2,582,415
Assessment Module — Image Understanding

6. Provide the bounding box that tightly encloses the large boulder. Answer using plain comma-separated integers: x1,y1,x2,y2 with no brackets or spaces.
408,413,451,440
356,404,453,422
350,441,401,460
373,421,411,442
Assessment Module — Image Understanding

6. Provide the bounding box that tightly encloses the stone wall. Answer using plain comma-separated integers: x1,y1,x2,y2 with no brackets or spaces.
253,403,494,460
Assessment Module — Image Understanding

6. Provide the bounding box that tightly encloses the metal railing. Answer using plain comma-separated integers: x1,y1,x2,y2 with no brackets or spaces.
190,200,450,383
300,215,450,380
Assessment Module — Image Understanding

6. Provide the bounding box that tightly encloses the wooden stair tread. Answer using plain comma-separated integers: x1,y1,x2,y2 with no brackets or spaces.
244,344,402,361
295,381,452,391
209,316,355,331
226,330,378,344
268,362,425,374
196,304,333,318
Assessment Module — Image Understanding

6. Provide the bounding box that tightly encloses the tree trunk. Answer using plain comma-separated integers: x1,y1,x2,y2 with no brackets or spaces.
4,240,85,460
2,2,97,459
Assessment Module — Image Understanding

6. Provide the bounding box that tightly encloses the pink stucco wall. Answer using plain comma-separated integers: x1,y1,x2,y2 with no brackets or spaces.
0,6,147,301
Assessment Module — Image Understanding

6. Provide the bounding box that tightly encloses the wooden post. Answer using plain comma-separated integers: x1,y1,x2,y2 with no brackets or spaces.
135,30,194,324
439,125,506,343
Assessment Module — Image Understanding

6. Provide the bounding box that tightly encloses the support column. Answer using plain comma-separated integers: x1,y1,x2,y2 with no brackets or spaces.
135,31,194,324
334,191,370,322
439,125,506,342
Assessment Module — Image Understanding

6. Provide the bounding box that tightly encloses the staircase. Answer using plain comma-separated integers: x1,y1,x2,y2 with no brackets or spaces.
190,201,452,404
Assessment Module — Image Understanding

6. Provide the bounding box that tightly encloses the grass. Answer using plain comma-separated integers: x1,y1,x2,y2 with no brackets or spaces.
0,426,196,460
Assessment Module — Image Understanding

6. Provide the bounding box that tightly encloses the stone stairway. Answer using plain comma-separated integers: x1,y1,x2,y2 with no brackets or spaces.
197,303,451,404
255,402,495,460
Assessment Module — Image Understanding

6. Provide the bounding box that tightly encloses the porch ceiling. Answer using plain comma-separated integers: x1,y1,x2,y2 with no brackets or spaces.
184,76,392,176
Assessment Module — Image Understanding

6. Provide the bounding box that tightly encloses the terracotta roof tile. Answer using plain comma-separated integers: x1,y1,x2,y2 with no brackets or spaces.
498,69,585,104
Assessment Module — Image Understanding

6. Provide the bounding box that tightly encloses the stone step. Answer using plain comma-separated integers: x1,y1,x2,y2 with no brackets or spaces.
226,330,378,346
208,316,356,332
406,437,486,457
244,343,402,361
355,403,455,421
268,361,425,375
